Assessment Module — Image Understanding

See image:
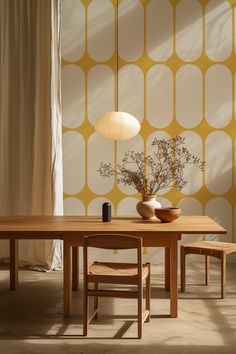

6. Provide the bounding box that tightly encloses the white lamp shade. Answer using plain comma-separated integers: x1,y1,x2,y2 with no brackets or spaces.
94,111,141,141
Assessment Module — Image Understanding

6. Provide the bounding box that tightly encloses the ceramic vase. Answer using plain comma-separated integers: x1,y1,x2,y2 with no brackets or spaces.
136,194,161,220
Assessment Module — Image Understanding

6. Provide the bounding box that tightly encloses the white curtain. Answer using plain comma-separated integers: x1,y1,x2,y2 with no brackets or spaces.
0,0,63,270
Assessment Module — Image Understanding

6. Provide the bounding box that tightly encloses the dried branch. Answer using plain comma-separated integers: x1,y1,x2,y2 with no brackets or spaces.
98,136,206,195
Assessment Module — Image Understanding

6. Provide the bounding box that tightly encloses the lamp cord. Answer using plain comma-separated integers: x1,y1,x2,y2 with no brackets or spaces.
116,0,118,112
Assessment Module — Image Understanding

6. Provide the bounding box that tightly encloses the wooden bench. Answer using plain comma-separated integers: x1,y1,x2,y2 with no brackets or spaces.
180,241,236,298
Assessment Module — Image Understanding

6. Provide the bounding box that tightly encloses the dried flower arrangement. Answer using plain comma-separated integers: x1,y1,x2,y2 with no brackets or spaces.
98,135,205,196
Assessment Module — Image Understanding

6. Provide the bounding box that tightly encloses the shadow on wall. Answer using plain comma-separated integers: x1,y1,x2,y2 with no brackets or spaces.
61,0,227,126
62,0,235,262
61,0,225,63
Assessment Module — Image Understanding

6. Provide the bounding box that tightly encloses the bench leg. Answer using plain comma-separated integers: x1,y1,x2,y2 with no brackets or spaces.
170,237,178,318
180,246,186,293
220,252,226,299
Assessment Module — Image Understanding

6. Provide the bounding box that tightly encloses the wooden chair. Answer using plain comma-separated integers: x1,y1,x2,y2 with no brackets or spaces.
83,234,151,338
181,241,236,298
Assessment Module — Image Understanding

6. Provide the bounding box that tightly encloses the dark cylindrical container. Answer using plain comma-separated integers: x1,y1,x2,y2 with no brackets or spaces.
102,202,111,222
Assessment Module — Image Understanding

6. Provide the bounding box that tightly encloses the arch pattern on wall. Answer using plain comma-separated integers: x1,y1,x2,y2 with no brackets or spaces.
62,0,236,252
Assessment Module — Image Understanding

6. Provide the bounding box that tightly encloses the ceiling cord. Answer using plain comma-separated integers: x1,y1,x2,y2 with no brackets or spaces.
116,0,119,112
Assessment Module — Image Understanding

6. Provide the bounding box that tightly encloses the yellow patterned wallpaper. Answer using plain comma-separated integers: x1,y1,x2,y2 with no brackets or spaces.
61,0,236,250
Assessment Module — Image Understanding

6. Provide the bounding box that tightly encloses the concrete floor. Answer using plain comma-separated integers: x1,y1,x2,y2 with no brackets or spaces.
0,262,236,354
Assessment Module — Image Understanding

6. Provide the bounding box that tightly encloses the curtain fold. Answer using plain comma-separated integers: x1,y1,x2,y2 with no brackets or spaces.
0,0,63,270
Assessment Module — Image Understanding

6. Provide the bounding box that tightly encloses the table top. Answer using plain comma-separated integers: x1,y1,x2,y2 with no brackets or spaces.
0,216,226,237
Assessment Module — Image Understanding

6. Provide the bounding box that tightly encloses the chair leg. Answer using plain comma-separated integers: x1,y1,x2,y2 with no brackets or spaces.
220,252,226,299
180,246,186,293
145,263,151,322
94,282,98,319
137,284,143,339
83,287,88,336
205,255,210,286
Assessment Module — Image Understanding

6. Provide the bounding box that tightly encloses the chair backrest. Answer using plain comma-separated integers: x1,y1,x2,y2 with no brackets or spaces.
83,234,143,282
84,233,142,250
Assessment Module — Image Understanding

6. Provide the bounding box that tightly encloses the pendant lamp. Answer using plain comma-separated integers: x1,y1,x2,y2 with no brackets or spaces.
94,111,140,141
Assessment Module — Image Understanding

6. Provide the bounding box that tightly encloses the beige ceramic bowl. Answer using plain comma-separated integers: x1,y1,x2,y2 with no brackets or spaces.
154,207,181,223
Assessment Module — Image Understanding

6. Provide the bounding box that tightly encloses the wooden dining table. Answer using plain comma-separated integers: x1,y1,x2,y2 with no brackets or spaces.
0,215,226,318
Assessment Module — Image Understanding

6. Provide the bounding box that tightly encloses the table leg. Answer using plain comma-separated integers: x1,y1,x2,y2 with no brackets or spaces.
64,241,72,317
10,239,18,290
169,237,178,318
72,247,79,290
165,247,170,291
